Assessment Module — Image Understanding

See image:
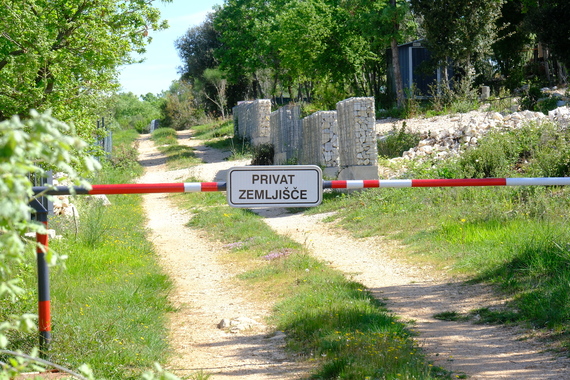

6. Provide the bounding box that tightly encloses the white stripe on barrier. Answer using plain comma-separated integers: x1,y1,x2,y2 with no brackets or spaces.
184,183,202,192
506,178,570,186
380,180,413,188
346,180,365,189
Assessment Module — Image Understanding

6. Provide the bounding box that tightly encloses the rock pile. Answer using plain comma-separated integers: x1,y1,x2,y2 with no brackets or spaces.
376,106,570,163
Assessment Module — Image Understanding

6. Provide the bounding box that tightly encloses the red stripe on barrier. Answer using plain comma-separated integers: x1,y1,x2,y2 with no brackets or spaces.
38,300,51,332
201,182,219,192
363,180,380,188
90,183,185,194
331,180,347,189
412,178,507,187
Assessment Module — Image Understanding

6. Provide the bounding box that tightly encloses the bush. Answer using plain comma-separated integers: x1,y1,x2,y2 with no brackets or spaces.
450,121,570,178
377,122,420,158
251,143,274,165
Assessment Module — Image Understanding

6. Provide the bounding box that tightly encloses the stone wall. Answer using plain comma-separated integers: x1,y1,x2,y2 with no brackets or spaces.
232,99,271,146
270,105,302,164
336,97,378,180
301,111,339,177
234,96,378,180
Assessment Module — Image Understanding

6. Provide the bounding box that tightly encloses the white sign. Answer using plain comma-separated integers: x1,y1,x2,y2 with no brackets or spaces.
227,165,322,208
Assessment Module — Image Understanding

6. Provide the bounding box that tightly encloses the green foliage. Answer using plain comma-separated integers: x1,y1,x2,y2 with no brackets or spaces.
520,85,543,112
191,120,234,140
161,80,207,130
0,0,170,132
0,118,182,379
410,0,502,75
251,143,274,165
0,112,99,374
377,123,421,158
108,93,164,133
451,122,570,178
525,0,570,70
200,68,229,119
210,0,412,105
535,96,560,115
491,0,533,91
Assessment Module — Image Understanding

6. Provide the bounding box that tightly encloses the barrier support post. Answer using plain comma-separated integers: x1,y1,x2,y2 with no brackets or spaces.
30,198,51,357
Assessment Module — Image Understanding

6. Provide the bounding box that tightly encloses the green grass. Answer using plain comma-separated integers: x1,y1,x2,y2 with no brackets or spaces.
189,119,253,160
191,119,234,140
150,127,178,146
1,129,173,378
310,122,570,344
150,127,202,169
172,190,447,379
47,194,172,379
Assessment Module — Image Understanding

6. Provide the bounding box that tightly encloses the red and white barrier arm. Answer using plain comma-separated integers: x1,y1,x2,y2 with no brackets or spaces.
32,182,227,196
323,177,570,189
32,177,570,195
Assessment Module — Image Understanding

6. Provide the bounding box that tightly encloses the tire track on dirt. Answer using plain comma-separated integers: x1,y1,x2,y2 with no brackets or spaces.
137,133,311,379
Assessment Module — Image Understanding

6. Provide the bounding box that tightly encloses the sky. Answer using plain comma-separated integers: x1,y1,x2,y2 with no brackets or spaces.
118,0,223,97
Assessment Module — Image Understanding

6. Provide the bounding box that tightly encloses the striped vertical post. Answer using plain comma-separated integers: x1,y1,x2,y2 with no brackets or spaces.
30,198,51,356
36,220,51,356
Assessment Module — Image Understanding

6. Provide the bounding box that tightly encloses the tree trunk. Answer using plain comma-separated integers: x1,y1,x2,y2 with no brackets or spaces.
391,37,405,108
390,0,405,108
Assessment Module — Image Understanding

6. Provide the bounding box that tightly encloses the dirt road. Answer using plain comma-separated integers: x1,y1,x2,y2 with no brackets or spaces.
138,130,570,379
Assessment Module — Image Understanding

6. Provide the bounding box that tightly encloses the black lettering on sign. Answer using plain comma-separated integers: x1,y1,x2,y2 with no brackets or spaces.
251,174,296,184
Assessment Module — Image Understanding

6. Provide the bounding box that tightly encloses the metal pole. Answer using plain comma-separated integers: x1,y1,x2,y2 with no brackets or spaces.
30,198,51,356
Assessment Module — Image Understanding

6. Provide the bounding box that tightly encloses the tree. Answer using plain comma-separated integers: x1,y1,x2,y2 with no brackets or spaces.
213,0,284,99
201,68,228,119
108,92,165,133
524,0,570,77
0,0,170,131
175,13,220,84
161,80,204,130
411,0,504,83
492,0,534,89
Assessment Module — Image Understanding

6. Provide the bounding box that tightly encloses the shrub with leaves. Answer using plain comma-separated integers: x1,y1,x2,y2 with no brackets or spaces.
377,122,420,159
0,111,99,370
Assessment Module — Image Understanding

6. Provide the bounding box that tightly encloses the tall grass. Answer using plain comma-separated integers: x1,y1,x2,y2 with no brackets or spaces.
47,193,172,379
1,129,173,379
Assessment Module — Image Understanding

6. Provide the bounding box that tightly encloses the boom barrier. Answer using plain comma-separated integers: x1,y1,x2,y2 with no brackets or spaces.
32,176,570,196
29,168,570,354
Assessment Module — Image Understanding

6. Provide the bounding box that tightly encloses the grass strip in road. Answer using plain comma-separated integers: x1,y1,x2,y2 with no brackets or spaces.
150,127,201,169
172,189,448,379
